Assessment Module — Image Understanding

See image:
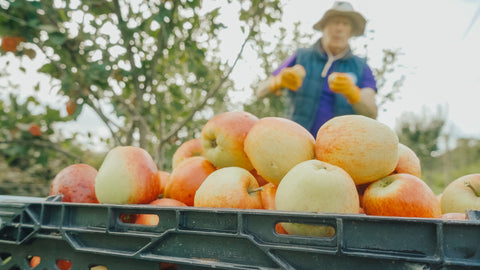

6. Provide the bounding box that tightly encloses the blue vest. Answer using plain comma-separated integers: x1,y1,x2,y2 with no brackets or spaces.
287,42,367,131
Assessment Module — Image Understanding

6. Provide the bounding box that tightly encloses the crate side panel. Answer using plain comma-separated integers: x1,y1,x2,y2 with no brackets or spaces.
181,211,237,233
273,249,437,270
150,232,279,268
443,223,480,264
343,219,438,257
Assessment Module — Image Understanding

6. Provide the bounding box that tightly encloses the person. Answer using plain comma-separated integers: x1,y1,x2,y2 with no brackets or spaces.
255,1,378,136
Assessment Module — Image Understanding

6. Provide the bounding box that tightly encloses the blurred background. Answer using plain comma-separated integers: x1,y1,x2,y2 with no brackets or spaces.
1,0,479,196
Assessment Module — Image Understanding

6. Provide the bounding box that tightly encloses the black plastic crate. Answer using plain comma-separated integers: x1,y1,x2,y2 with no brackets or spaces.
0,196,479,270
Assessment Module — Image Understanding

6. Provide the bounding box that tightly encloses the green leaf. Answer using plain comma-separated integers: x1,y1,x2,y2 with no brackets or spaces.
49,32,66,45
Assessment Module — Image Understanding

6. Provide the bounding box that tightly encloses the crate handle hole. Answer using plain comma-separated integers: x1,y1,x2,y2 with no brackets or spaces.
0,252,12,265
119,213,138,224
277,222,336,238
55,259,72,270
89,264,108,270
28,255,41,268
135,213,160,226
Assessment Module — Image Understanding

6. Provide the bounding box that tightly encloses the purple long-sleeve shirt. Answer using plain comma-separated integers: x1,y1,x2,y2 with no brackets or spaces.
273,53,377,135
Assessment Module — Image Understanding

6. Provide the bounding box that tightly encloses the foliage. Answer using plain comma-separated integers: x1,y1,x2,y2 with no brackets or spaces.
0,0,283,175
395,105,451,191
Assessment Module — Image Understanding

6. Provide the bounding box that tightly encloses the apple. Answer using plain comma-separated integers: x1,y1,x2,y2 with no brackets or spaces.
158,170,170,196
259,182,277,210
1,36,25,52
315,115,399,185
250,168,269,186
172,138,203,169
275,160,359,236
28,124,42,136
362,173,441,218
356,183,370,208
135,198,187,226
95,146,160,204
49,164,99,203
441,212,467,220
244,117,315,186
201,111,258,170
194,167,263,209
392,143,422,178
29,256,71,270
440,174,480,214
164,156,216,206
66,98,77,116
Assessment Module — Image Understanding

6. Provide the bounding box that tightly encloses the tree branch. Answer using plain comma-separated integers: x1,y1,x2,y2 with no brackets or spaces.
160,30,252,145
112,0,150,148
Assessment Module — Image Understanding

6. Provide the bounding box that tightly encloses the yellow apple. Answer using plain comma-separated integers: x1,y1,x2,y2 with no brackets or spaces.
244,117,315,186
440,174,480,214
275,160,359,236
315,115,399,185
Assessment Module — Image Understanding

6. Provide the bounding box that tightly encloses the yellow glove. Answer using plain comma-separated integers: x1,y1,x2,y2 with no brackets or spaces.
269,65,306,95
328,72,361,104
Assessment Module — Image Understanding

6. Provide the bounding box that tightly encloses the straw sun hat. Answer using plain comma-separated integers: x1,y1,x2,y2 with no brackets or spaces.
313,1,367,36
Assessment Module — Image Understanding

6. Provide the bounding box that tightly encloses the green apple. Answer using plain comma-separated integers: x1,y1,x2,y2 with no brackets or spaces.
275,159,359,236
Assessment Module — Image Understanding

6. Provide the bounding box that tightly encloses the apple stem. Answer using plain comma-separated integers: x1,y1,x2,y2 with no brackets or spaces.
248,187,264,194
465,179,480,197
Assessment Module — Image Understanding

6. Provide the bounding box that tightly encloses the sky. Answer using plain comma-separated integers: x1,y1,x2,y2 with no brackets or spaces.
1,0,480,146
221,0,480,140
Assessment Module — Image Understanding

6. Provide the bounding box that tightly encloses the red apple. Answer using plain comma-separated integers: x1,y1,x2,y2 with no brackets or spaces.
259,182,277,210
172,138,203,169
244,117,315,186
164,156,216,206
250,168,269,186
363,173,441,218
28,124,42,136
49,164,99,203
275,160,359,236
29,256,71,270
440,174,480,214
136,198,187,226
391,143,422,178
158,171,170,196
315,115,399,185
1,36,25,52
95,146,160,204
201,111,258,170
194,167,263,209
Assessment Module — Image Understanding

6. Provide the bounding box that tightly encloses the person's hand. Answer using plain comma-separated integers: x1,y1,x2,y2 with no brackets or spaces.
328,72,361,104
269,65,306,95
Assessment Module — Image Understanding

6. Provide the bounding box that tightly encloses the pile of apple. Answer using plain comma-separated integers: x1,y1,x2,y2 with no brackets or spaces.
49,111,480,235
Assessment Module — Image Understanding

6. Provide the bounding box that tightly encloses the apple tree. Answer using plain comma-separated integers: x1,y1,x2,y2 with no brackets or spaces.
0,0,283,178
